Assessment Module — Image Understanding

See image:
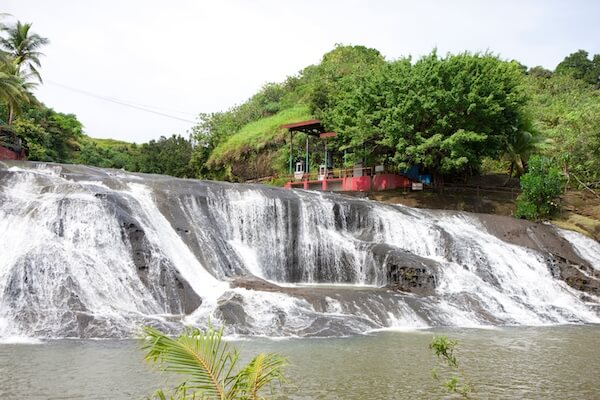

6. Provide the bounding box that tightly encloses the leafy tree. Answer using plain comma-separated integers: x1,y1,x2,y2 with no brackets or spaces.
142,325,287,400
555,50,600,87
515,155,563,220
10,118,50,160
302,44,385,116
138,134,194,177
528,66,553,79
323,51,528,187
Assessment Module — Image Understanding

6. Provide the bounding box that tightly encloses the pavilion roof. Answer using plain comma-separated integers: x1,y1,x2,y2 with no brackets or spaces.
280,119,336,138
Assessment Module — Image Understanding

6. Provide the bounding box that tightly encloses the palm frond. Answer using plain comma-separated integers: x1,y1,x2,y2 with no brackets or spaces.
142,325,237,400
0,21,48,83
232,353,287,400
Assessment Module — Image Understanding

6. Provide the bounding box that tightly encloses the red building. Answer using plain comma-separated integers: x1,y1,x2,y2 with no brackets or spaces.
281,120,413,192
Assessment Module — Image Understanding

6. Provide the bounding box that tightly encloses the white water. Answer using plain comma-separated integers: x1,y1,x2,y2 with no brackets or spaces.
0,163,599,338
559,229,600,270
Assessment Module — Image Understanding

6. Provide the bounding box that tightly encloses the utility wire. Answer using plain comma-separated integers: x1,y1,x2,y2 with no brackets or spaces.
45,80,198,123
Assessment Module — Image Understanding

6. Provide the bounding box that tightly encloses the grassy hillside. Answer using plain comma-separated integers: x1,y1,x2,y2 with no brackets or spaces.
208,106,311,166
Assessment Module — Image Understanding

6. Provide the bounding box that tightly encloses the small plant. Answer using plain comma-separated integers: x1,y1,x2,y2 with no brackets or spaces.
515,155,563,220
429,336,473,399
141,325,287,400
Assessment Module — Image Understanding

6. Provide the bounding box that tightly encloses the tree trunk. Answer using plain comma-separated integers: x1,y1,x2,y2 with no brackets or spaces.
433,172,444,192
8,105,14,125
504,163,514,186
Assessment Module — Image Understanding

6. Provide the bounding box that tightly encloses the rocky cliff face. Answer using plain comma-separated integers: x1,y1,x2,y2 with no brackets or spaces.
0,161,599,339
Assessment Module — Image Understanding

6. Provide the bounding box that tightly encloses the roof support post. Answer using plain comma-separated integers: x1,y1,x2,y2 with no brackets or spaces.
289,131,293,175
305,135,309,175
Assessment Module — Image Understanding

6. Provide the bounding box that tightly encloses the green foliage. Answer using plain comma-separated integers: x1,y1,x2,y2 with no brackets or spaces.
75,137,140,170
555,50,600,87
142,325,287,400
502,119,548,178
0,20,49,83
323,51,528,185
302,44,385,116
2,18,598,192
515,155,563,220
526,73,600,185
429,336,472,398
480,157,509,175
14,104,83,162
528,66,553,79
137,134,194,177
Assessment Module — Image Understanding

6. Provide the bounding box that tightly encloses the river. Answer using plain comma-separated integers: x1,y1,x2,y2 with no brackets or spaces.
1,325,599,399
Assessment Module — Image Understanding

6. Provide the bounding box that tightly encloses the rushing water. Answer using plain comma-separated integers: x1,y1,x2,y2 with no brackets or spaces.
1,162,599,340
1,326,599,399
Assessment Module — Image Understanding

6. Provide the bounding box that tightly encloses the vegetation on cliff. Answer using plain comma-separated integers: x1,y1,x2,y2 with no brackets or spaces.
1,15,599,205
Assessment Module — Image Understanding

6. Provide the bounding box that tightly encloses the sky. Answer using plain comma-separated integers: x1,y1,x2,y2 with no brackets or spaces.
3,0,600,143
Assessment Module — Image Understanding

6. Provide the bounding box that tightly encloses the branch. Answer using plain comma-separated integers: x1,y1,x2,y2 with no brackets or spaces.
571,173,600,199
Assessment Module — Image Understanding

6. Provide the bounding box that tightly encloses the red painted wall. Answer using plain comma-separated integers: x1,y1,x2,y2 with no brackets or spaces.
284,173,411,193
372,174,411,191
343,176,372,192
0,145,20,160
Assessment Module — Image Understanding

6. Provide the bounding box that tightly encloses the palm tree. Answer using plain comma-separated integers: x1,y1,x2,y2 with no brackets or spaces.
0,59,30,124
0,21,49,83
502,119,549,181
142,325,287,400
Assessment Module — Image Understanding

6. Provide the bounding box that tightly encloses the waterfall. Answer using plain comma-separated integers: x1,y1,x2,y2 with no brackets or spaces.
0,162,598,338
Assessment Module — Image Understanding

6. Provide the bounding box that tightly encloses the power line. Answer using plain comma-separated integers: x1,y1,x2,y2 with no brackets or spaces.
45,80,198,123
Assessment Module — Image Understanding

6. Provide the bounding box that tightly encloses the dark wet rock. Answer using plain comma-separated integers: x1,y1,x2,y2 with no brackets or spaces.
369,244,439,295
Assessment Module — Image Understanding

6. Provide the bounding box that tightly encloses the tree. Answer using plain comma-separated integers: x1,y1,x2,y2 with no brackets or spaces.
0,21,49,83
323,51,529,187
515,155,563,220
555,50,600,87
0,59,29,123
528,66,553,79
0,20,48,124
303,44,386,116
502,118,547,179
138,134,194,177
142,325,287,400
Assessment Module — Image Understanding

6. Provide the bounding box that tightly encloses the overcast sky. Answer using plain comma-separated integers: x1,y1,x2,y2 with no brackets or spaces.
4,0,600,143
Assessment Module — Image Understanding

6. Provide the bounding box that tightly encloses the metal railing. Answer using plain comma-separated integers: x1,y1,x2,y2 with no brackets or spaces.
291,167,378,182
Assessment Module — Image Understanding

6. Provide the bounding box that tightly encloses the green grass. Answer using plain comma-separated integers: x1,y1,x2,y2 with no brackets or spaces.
88,137,135,148
208,105,311,166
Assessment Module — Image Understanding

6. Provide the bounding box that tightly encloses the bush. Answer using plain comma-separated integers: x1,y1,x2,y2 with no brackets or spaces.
515,156,563,220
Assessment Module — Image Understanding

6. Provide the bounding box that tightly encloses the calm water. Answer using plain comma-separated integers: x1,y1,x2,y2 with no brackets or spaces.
1,325,599,399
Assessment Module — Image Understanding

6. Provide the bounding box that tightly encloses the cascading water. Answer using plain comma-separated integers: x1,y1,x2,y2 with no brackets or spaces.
0,161,598,339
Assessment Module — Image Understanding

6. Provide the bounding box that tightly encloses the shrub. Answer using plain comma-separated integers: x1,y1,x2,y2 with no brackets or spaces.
515,155,563,220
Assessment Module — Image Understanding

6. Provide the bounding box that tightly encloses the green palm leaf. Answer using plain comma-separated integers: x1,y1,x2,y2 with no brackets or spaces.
142,325,236,399
233,353,287,400
141,325,288,400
